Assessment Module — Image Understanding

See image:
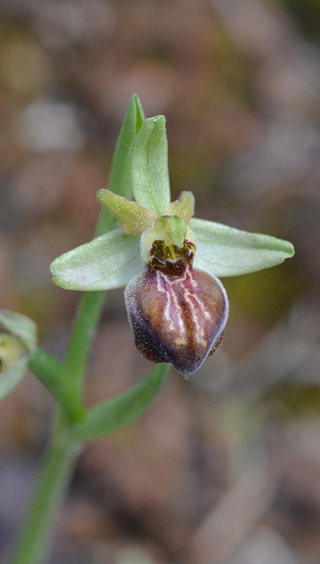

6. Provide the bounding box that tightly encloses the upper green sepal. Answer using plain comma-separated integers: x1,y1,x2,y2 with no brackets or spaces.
131,116,171,216
190,217,295,277
50,228,142,291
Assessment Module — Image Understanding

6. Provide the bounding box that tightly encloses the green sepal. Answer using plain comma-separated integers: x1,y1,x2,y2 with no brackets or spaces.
97,93,145,234
96,189,154,235
0,310,37,352
190,218,295,277
165,191,195,225
68,363,170,442
131,116,171,216
50,228,142,291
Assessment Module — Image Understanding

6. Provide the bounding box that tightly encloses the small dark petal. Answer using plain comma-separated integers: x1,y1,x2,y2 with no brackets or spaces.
125,264,228,376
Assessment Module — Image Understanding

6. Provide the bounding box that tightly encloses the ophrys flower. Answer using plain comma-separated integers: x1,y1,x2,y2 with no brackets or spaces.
50,96,294,376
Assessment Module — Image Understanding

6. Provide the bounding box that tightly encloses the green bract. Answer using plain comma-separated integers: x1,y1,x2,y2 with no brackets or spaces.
50,95,294,375
69,363,170,443
96,93,145,234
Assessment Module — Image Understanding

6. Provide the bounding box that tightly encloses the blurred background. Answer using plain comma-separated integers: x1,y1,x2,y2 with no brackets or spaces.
0,0,320,563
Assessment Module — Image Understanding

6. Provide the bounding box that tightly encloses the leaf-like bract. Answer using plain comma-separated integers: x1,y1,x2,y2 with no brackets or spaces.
69,363,170,442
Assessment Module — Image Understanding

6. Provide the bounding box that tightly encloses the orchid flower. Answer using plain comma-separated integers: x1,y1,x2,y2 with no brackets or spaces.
50,96,294,377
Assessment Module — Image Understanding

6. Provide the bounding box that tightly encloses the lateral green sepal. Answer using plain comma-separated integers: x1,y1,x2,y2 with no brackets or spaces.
50,228,142,291
190,218,295,277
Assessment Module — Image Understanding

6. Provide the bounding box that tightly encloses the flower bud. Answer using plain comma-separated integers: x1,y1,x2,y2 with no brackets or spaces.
0,334,27,373
125,239,228,376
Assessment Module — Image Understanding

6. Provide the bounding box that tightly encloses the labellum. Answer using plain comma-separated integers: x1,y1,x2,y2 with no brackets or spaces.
125,238,229,376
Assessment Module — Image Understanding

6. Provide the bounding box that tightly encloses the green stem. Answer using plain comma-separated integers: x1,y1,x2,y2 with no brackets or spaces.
10,424,82,564
10,95,147,563
65,291,105,389
11,210,111,564
65,209,114,390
